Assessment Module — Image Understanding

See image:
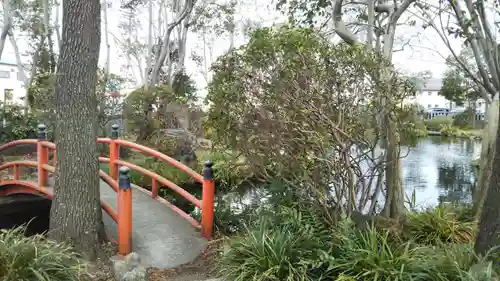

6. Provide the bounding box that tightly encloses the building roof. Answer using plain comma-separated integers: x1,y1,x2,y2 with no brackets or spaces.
0,59,18,66
416,78,442,91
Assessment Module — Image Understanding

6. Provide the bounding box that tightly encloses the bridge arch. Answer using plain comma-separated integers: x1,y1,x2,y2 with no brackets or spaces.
0,179,118,222
0,180,49,198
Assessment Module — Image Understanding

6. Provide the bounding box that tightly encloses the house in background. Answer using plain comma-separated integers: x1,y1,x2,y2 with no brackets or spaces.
0,60,26,106
410,77,486,113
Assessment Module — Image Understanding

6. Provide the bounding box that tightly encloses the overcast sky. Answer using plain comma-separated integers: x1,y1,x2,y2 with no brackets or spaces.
0,0,467,96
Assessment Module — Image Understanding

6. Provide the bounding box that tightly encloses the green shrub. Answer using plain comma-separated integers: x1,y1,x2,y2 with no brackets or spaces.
330,223,436,280
191,192,261,236
100,149,257,216
0,104,39,143
219,204,333,281
414,120,428,137
101,149,253,191
439,125,475,138
425,116,454,131
403,205,476,245
0,226,86,280
219,203,497,281
453,109,476,129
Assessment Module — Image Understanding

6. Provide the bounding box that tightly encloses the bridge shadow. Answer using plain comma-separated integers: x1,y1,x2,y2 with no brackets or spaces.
0,194,51,236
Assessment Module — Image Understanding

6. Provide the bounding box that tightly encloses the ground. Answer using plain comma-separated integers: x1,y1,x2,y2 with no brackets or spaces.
88,238,226,281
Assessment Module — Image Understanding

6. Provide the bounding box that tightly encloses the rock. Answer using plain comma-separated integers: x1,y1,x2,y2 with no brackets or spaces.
197,138,212,149
469,262,499,280
121,268,148,281
149,128,197,164
112,252,148,281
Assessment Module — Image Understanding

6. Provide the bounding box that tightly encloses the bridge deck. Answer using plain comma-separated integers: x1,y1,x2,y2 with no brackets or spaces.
4,178,207,269
99,180,207,268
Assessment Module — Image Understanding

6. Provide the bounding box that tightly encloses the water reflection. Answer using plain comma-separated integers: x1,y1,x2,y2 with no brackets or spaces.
230,136,481,212
402,136,480,207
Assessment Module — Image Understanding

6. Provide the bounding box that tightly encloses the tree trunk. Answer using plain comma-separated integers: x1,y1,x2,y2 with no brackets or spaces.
0,0,12,60
49,0,102,260
475,100,500,259
473,100,499,218
381,118,405,218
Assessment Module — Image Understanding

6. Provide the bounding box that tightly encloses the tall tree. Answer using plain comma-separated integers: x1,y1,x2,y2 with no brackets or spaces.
416,0,499,219
48,0,102,259
438,47,480,108
0,0,13,59
9,0,57,109
416,0,500,258
278,0,416,218
475,122,500,256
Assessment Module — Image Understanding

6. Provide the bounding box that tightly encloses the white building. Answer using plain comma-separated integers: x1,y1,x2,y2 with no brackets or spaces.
0,60,26,106
412,78,486,113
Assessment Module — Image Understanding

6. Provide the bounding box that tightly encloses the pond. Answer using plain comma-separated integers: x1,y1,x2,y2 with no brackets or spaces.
205,136,482,216
402,136,481,208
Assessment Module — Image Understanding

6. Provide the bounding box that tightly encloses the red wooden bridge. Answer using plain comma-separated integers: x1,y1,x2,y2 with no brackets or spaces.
0,124,215,268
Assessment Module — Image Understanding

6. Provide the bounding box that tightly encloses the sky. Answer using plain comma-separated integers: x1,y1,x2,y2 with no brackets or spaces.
0,0,466,97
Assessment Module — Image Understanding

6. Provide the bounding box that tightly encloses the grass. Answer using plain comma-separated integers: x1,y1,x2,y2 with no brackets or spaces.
218,203,498,281
0,226,86,280
464,129,483,138
403,205,477,245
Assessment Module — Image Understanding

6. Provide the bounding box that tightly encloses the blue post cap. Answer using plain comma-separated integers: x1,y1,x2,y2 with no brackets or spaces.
203,160,213,180
37,124,46,140
111,124,119,139
118,166,131,190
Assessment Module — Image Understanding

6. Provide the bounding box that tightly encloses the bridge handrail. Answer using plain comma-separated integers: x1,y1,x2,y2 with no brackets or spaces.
97,138,204,183
98,157,201,208
0,140,205,207
0,166,119,223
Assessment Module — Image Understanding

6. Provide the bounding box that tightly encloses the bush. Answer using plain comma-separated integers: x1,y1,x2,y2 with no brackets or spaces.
439,125,475,138
219,203,498,281
0,226,86,280
453,108,478,129
413,119,428,137
205,26,415,204
425,116,454,131
403,205,476,245
219,204,332,281
99,149,257,215
330,223,435,280
0,104,39,143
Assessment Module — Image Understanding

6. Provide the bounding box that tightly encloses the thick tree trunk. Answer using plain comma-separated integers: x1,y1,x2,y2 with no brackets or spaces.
381,121,405,218
473,100,499,218
475,101,500,259
49,0,102,260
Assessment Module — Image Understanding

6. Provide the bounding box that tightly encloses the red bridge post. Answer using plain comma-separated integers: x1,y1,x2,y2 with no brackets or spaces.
201,161,214,239
37,124,48,186
117,166,133,255
109,124,120,181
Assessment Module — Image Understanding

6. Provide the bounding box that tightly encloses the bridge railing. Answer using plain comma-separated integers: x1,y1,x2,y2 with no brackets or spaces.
0,124,215,256
97,124,215,239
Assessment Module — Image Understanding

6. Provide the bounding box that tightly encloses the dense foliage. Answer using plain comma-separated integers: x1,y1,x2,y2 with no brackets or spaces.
0,226,85,280
0,104,38,143
218,191,496,281
206,26,416,214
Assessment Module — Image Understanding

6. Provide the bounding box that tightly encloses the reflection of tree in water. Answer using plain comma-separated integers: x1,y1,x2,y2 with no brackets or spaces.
436,160,476,204
404,158,428,190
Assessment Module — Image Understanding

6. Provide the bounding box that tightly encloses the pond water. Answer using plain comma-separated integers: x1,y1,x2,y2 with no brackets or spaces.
402,136,481,208
220,136,482,215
